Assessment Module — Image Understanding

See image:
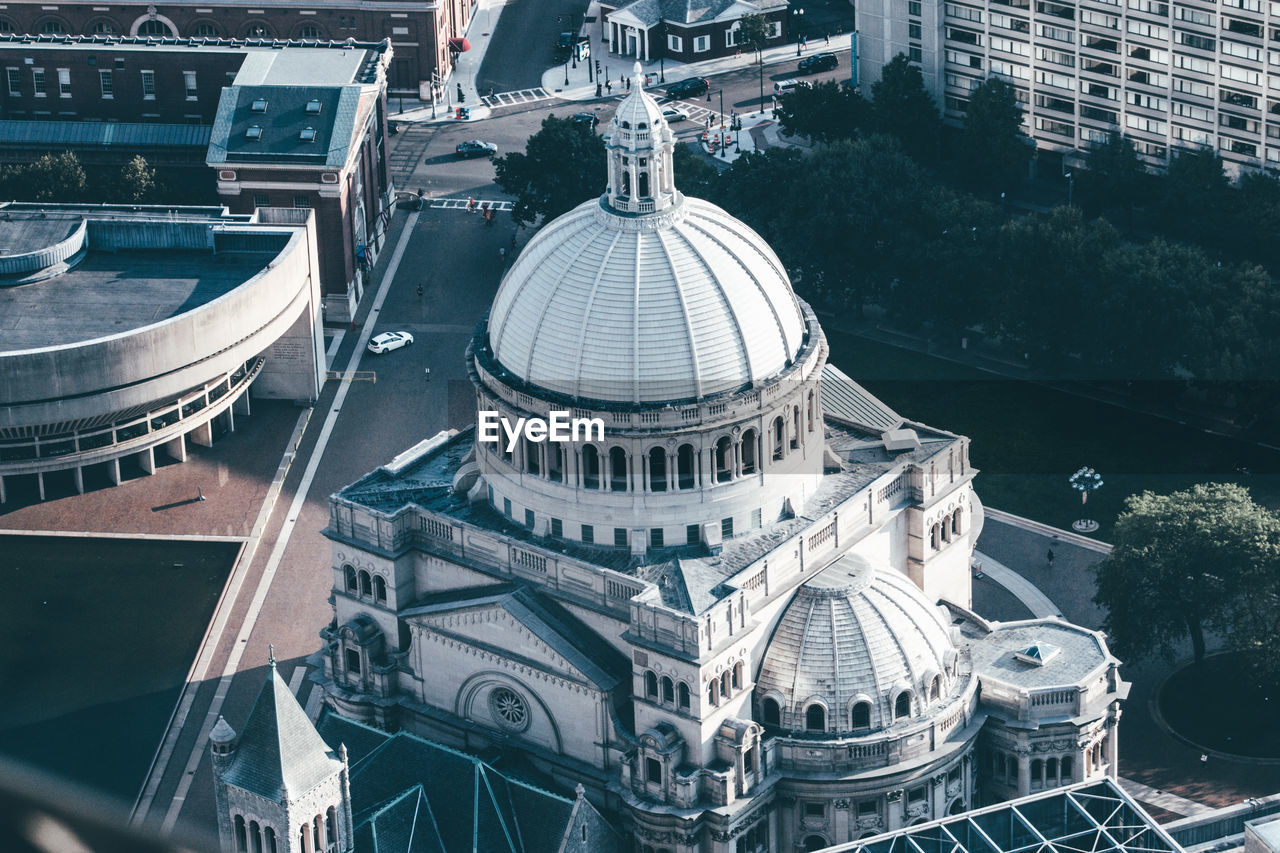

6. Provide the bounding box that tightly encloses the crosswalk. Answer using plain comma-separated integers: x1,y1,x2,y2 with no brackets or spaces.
483,87,552,108
287,663,325,722
430,198,514,212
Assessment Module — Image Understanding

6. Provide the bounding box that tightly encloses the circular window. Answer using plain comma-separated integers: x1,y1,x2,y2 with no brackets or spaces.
489,687,529,732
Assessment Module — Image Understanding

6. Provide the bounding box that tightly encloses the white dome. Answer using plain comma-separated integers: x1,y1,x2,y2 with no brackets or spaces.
487,197,806,404
756,553,960,734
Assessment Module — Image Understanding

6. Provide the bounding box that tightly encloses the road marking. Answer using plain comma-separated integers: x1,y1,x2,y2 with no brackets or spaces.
287,665,306,697
304,686,323,722
154,209,422,834
430,197,514,211
483,87,551,107
972,550,1063,618
324,330,345,370
131,408,312,825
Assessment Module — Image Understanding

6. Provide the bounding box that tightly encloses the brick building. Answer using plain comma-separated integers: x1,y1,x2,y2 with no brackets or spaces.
0,35,394,320
0,0,470,96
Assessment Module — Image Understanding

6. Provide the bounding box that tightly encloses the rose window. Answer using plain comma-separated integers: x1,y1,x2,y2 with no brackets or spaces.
490,687,529,731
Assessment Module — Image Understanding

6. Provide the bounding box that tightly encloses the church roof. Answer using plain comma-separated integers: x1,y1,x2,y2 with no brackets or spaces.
315,711,622,853
820,363,903,432
220,660,342,802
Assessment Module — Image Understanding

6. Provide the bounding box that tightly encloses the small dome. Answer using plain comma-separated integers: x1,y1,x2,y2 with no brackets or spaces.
210,715,237,745
756,554,960,735
487,198,806,403
611,62,666,136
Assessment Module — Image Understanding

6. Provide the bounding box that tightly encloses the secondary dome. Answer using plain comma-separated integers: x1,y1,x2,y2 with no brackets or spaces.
486,64,806,405
756,553,961,735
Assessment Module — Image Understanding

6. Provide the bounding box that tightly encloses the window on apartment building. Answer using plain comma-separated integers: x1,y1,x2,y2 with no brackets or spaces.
253,194,269,208
32,68,46,96
183,70,197,98
909,22,922,38
910,45,923,61
293,195,310,208
6,68,19,97
141,70,155,97
194,23,219,37
582,524,595,544
909,0,922,15
57,68,70,96
138,19,173,37
99,70,113,98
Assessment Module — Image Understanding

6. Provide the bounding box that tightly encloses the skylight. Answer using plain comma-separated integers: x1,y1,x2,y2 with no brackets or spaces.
245,125,262,140
250,97,268,113
299,127,316,141
305,99,322,114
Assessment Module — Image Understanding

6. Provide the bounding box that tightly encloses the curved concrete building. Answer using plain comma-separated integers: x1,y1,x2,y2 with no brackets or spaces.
0,203,324,501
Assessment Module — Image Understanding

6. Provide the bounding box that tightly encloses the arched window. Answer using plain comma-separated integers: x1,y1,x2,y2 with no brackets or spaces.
720,670,731,698
714,436,733,482
677,682,690,709
193,22,219,37
660,676,674,702
851,701,871,729
524,437,540,474
930,524,939,550
741,429,758,474
638,171,650,196
1046,757,1059,787
299,826,308,853
138,19,173,37
312,816,322,852
344,565,357,593
805,703,825,731
708,679,719,705
40,18,66,34
807,390,815,431
762,697,780,727
677,444,696,489
732,661,743,690
547,444,564,482
895,691,911,719
297,23,323,39
772,416,785,460
91,19,117,34
1006,756,1017,783
249,821,262,853
358,570,372,597
952,508,962,536
804,835,829,852
621,171,631,196
1031,758,1044,789
263,827,277,853
325,807,336,844
373,575,387,603
0,18,15,34
930,675,941,701
243,21,274,38
648,447,667,491
234,816,247,853
609,446,628,491
791,405,801,449
582,445,600,489
645,671,658,698
1060,756,1073,782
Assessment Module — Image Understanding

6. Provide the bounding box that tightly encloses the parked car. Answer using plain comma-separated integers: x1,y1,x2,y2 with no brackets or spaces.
455,139,498,158
367,332,414,354
666,77,710,99
661,107,689,122
555,31,574,55
773,79,811,96
797,52,839,73
571,112,600,128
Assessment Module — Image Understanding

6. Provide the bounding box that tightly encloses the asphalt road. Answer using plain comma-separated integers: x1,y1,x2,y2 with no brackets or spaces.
476,0,595,94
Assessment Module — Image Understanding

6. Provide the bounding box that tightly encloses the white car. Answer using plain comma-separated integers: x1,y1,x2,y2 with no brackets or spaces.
367,331,414,354
661,107,689,122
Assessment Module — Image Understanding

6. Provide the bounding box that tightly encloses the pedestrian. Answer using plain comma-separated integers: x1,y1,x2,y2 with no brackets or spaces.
499,246,506,262
467,196,475,213
801,35,807,49
626,76,631,91
606,80,612,94
825,32,831,45
1047,548,1055,566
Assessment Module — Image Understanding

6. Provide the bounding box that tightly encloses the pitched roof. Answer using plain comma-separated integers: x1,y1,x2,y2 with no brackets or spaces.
820,363,903,432
220,661,342,802
207,84,361,167
314,712,623,853
0,120,211,149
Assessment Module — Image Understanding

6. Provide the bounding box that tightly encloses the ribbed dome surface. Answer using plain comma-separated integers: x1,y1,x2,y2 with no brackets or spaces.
487,198,806,404
756,553,959,733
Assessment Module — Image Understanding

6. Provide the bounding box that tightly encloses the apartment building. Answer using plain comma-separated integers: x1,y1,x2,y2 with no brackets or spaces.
858,0,1280,174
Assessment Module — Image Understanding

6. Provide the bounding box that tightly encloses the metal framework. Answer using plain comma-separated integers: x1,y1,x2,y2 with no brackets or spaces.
826,781,1182,853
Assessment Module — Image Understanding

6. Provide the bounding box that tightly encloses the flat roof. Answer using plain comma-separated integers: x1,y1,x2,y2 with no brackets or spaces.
0,248,280,351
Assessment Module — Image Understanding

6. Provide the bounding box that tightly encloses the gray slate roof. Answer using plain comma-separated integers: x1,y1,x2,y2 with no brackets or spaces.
315,711,623,853
0,120,211,149
221,662,342,802
208,85,360,167
820,363,903,432
969,620,1110,689
615,0,744,27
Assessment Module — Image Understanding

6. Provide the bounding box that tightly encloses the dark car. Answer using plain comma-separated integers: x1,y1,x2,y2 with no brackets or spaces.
455,139,498,158
666,77,710,99
555,31,574,54
571,112,600,128
797,52,839,74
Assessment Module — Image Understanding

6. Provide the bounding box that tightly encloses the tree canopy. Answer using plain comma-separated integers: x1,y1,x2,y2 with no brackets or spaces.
870,54,940,162
493,115,606,226
953,76,1031,193
775,80,871,145
735,13,770,56
1092,483,1280,668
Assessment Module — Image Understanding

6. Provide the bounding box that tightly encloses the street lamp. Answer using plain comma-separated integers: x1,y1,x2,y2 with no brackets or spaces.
659,24,666,83
793,7,805,54
1068,466,1104,533
708,88,726,157
1064,171,1075,206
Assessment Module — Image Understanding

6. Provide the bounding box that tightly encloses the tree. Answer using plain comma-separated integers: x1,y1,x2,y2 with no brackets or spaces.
953,76,1031,194
0,151,87,202
492,115,606,227
117,155,157,204
775,80,872,145
671,142,718,199
1152,145,1230,247
735,13,771,116
1079,131,1149,218
870,54,940,162
1092,483,1280,667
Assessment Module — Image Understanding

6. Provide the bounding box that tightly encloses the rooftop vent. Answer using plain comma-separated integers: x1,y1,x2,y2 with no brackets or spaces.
250,97,268,113
305,98,322,114
245,125,262,140
299,127,316,141
881,428,921,452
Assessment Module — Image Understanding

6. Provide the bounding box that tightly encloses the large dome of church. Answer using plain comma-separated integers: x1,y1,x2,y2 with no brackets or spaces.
756,553,963,734
485,68,806,405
